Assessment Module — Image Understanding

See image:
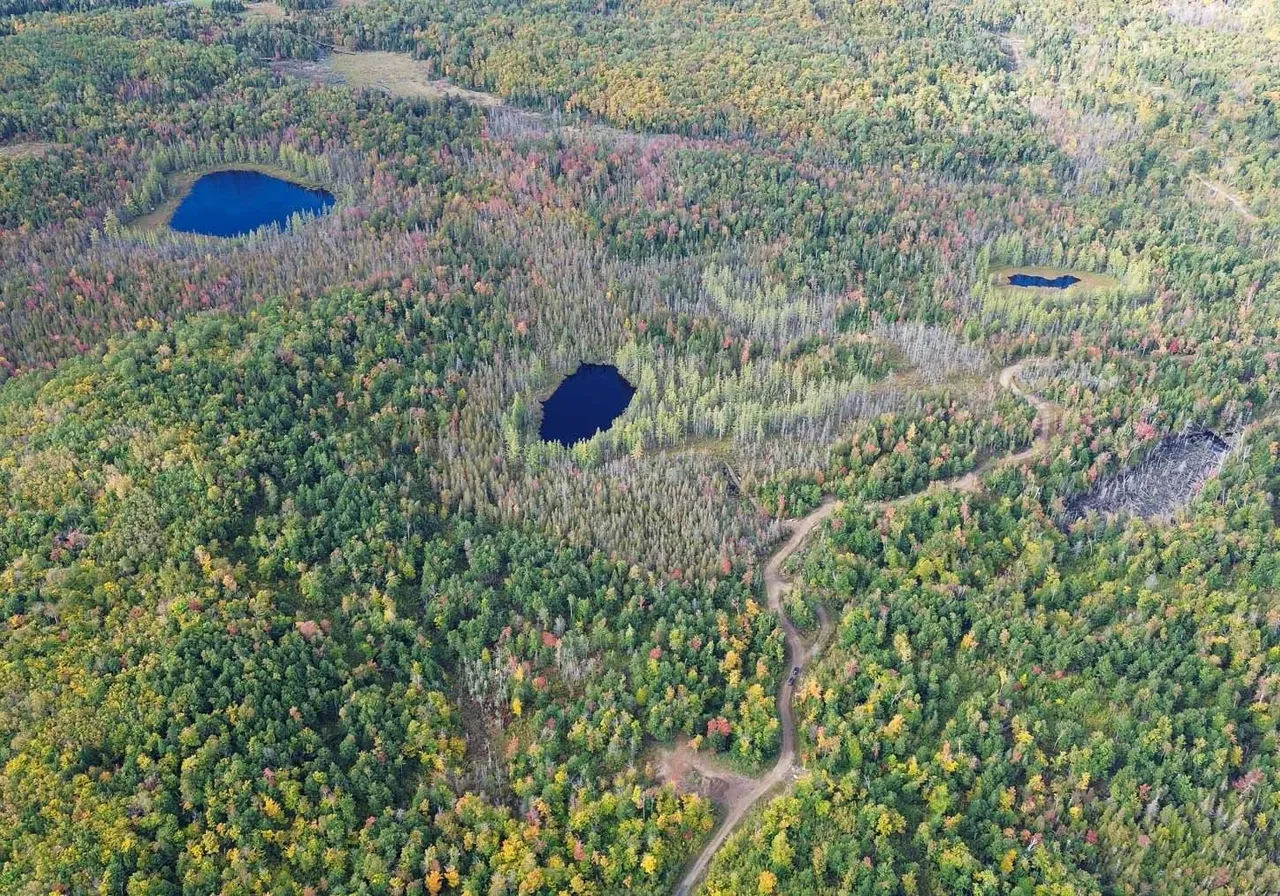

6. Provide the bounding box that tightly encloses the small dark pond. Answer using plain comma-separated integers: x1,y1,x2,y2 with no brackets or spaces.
1008,273,1081,289
539,363,636,448
169,170,335,237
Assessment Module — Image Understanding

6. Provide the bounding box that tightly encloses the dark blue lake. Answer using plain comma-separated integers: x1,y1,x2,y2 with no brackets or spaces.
540,364,636,448
1008,273,1081,289
169,170,335,237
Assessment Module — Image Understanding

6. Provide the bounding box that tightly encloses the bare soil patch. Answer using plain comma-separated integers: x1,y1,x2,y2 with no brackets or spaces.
654,739,755,808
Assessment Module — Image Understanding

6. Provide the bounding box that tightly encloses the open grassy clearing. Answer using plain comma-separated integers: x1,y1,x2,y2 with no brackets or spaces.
241,0,286,21
270,57,345,87
324,51,502,107
279,52,643,143
0,141,58,160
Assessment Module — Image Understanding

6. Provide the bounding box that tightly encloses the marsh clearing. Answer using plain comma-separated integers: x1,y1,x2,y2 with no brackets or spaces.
0,141,58,160
242,0,285,21
322,51,503,106
989,264,1121,294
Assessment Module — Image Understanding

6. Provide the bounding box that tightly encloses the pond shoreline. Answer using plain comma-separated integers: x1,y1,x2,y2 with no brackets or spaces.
539,362,636,448
127,162,332,234
988,263,1120,294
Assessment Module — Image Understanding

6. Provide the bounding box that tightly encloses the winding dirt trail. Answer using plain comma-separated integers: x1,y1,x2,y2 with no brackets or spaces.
673,359,1060,895
674,497,838,896
1189,173,1260,224
961,358,1059,480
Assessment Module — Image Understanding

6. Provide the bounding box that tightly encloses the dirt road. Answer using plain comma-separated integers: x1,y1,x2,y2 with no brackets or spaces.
673,497,837,896
673,360,1061,894
1189,173,1260,224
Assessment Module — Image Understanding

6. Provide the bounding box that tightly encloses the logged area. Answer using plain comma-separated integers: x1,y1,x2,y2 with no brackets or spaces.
1,0,1279,894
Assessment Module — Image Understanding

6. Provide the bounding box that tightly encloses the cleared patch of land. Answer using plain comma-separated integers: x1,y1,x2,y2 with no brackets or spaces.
1027,96,1132,164
242,0,286,21
280,52,640,145
1164,0,1249,31
988,264,1121,294
991,31,1132,168
994,32,1028,72
0,141,58,161
271,57,345,86
655,739,755,809
324,52,502,107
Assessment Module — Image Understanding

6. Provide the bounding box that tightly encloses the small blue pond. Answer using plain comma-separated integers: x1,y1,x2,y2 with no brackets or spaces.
540,364,636,448
169,170,335,237
1008,273,1081,289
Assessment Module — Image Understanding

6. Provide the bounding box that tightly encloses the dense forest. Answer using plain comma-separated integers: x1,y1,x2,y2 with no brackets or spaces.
1,0,1278,893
